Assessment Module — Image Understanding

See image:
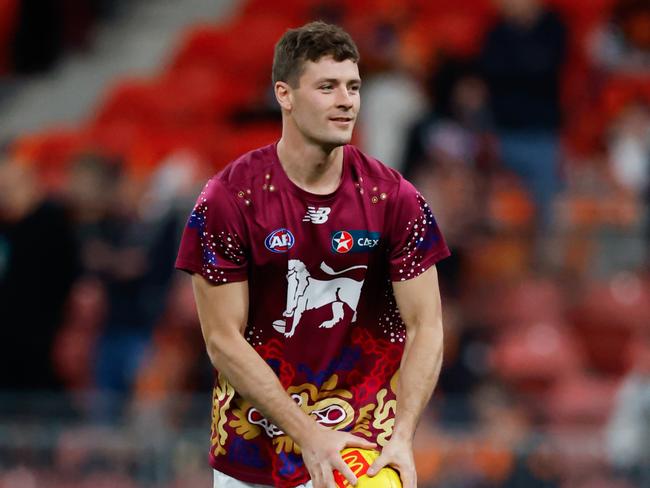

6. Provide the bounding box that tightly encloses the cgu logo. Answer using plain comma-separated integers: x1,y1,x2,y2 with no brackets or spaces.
334,450,371,487
265,228,295,253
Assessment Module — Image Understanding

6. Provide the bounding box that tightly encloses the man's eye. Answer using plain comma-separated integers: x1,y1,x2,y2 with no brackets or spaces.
320,85,333,90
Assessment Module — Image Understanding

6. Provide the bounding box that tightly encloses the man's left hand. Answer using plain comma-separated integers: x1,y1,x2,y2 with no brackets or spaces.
366,438,416,488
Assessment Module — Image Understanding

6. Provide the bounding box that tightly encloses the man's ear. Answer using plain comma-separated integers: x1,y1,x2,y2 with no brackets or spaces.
274,81,293,111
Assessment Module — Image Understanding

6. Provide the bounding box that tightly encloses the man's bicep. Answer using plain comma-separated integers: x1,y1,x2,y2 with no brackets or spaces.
392,266,442,332
191,273,249,339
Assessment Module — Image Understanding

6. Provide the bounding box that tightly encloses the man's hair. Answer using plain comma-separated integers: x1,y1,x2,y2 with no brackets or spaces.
272,21,360,87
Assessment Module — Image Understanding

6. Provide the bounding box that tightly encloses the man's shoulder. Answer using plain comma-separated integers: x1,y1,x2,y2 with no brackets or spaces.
346,144,404,190
215,143,276,191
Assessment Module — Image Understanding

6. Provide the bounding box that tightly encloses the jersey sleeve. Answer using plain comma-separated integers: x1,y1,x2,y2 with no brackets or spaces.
386,179,450,282
175,177,249,284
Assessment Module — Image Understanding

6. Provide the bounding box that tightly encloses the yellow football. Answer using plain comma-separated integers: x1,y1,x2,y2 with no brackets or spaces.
334,448,402,488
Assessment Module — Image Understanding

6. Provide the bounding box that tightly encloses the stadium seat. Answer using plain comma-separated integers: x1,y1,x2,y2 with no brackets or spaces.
545,373,618,426
568,275,648,375
492,321,585,394
92,78,158,127
487,278,566,330
11,128,85,190
240,0,310,24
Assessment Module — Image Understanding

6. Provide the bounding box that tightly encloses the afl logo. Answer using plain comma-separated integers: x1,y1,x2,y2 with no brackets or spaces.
331,231,354,253
265,228,295,253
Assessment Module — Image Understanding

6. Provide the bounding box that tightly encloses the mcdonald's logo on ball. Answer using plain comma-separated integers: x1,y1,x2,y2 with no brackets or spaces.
334,449,402,488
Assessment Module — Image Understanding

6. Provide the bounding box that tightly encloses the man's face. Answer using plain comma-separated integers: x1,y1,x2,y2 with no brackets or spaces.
286,56,361,148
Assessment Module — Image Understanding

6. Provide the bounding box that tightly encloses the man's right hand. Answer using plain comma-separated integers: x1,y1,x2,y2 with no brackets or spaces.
299,425,377,488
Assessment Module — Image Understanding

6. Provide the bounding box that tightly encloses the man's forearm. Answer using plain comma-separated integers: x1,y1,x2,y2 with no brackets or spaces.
391,321,443,442
206,329,319,446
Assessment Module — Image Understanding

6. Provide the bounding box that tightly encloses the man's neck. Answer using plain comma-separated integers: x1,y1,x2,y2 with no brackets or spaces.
276,136,345,195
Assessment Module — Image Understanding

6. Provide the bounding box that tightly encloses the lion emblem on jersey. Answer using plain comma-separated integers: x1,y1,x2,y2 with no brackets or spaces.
272,260,367,338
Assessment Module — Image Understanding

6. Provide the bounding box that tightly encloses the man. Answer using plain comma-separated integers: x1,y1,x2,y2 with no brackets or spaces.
0,158,78,394
176,21,449,488
479,0,567,234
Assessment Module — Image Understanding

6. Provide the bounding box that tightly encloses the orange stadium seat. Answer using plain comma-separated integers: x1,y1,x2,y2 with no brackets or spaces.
11,128,85,190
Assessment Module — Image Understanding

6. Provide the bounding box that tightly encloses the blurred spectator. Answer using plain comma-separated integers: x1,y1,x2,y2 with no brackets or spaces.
0,157,78,392
590,0,650,74
403,57,496,179
65,152,196,420
402,58,495,298
502,437,561,488
479,0,567,232
360,23,428,171
605,329,650,484
608,101,650,197
436,313,494,426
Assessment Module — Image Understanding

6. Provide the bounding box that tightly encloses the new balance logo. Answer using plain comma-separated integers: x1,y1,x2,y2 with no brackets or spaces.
302,206,331,224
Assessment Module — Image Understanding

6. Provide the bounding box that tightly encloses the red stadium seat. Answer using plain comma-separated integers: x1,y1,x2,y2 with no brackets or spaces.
92,78,158,127
568,275,649,375
488,278,566,330
545,373,618,426
492,321,585,394
216,122,281,167
171,15,288,91
170,24,232,73
11,128,85,190
240,0,310,24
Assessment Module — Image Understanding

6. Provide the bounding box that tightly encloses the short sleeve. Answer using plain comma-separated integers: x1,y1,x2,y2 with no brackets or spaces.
175,178,248,284
387,179,450,282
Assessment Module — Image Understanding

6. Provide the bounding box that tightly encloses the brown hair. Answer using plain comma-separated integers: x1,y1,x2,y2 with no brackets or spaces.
272,21,360,87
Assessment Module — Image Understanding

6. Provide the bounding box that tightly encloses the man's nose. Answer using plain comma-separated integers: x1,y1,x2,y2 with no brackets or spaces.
335,86,353,109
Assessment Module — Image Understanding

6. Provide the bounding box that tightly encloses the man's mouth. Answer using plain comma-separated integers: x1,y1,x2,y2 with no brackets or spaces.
329,116,354,123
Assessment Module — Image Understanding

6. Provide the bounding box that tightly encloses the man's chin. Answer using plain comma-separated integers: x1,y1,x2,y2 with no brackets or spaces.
323,132,353,147
306,129,353,151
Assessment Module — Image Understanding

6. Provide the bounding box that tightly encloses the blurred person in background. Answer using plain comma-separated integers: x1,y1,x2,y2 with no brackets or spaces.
402,57,496,181
607,101,650,203
479,0,567,241
0,157,78,395
606,328,650,485
176,21,449,488
360,21,429,172
607,101,650,269
66,154,179,421
401,59,495,298
590,0,650,74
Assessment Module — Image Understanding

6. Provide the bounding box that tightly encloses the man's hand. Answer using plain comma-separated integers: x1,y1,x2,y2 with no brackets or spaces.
300,425,377,488
366,437,416,488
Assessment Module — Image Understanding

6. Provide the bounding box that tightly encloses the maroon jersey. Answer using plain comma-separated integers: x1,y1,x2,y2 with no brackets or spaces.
176,143,449,487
